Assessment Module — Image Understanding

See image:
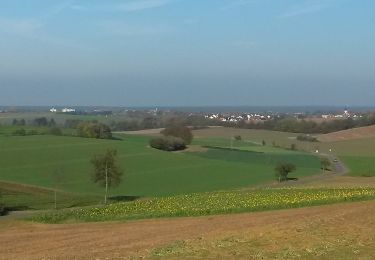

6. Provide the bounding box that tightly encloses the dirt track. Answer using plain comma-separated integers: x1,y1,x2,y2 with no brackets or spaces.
1,200,375,259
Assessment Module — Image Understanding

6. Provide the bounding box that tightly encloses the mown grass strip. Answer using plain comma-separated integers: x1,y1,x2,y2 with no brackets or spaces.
32,188,375,224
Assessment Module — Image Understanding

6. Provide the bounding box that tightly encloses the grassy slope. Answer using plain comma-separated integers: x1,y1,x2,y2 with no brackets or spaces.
0,132,320,198
194,128,375,177
0,181,99,211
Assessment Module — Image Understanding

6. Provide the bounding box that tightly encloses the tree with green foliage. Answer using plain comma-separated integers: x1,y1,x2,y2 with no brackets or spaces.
234,135,242,141
262,140,266,146
12,128,26,136
49,127,63,136
150,136,186,151
0,192,5,216
77,122,112,139
161,125,193,144
91,149,123,204
275,162,296,182
320,157,331,173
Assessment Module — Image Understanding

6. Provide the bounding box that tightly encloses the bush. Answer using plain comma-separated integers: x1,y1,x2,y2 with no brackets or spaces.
64,119,83,129
0,203,5,216
12,128,26,136
275,162,296,182
49,127,63,136
77,122,112,139
234,135,242,141
297,135,318,142
150,136,186,151
27,130,40,135
161,125,193,144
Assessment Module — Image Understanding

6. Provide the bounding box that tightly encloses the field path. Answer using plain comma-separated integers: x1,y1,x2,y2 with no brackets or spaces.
1,200,375,259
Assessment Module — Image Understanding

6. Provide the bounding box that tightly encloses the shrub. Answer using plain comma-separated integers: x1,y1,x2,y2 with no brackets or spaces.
234,135,242,141
12,128,26,136
161,125,193,144
49,127,63,136
150,136,186,151
27,130,39,135
297,135,318,142
77,122,112,139
275,162,296,182
0,203,5,216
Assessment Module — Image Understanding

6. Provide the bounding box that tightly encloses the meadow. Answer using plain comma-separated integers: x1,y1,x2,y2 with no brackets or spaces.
0,131,320,200
194,127,375,177
33,188,375,223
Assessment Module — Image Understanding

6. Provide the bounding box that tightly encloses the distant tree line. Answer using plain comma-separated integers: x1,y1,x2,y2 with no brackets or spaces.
226,113,375,134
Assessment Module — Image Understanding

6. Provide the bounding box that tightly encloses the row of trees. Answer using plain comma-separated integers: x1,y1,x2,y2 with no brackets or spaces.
228,114,375,134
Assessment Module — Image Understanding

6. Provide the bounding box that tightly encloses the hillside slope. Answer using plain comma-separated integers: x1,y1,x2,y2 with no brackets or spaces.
1,200,375,259
319,125,375,142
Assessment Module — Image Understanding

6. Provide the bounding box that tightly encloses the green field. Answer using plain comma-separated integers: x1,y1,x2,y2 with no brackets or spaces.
0,129,321,202
194,127,375,177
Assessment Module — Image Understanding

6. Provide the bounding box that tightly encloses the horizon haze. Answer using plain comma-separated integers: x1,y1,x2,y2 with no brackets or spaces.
0,0,374,106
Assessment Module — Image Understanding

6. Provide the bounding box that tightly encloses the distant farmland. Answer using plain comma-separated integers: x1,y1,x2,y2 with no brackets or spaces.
0,132,320,199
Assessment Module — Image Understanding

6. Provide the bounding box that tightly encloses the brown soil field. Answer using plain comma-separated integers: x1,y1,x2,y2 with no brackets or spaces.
319,125,375,142
114,128,164,136
1,200,375,259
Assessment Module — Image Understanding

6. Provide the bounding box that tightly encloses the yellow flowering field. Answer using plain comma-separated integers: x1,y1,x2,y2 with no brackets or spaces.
34,188,375,223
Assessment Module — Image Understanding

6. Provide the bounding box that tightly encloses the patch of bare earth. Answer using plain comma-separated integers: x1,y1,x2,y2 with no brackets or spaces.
318,125,375,142
114,128,164,136
1,201,375,259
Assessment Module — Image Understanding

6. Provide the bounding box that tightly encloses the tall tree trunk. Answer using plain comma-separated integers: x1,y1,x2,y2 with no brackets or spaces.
105,162,108,205
54,189,57,210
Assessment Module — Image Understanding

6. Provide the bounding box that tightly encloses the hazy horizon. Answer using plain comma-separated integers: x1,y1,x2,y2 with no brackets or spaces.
1,0,374,106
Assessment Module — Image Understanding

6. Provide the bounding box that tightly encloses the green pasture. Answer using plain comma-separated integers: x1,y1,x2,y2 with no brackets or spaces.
0,132,320,200
0,182,99,211
193,128,375,177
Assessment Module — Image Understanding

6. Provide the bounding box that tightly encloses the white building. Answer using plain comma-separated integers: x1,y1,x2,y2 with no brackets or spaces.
61,108,76,113
50,108,57,113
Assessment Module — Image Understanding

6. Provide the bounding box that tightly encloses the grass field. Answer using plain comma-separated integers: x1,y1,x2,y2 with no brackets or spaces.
0,182,99,211
193,127,375,177
0,130,321,202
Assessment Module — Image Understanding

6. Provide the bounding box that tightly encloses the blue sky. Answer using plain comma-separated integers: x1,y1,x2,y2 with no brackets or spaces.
0,0,374,106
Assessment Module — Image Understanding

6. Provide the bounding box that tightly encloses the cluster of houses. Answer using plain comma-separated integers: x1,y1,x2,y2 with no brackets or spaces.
49,107,76,113
205,113,273,123
321,110,362,119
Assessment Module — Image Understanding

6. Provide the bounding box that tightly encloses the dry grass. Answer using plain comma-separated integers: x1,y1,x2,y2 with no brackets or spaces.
319,125,375,142
2,201,375,259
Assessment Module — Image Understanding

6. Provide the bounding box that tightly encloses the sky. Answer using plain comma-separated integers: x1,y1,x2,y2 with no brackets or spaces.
0,0,374,107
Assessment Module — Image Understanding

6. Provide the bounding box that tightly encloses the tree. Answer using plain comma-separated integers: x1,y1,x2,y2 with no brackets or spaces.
33,117,48,126
262,140,266,146
0,192,5,216
320,157,331,173
234,135,242,141
275,162,296,182
91,149,123,204
49,127,63,136
52,168,65,210
290,143,297,151
150,136,186,151
77,122,112,139
161,125,193,144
